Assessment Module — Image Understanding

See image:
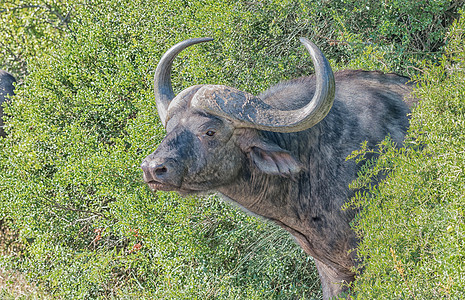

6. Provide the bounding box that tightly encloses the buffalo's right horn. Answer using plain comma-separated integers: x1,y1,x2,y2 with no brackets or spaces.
154,37,213,126
190,38,335,133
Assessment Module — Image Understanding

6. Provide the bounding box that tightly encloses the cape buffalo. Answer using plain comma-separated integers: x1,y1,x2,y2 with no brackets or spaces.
141,38,413,299
0,70,16,137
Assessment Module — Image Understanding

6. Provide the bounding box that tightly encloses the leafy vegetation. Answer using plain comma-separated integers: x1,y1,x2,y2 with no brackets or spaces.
0,0,72,77
347,14,465,298
0,0,464,298
353,14,465,299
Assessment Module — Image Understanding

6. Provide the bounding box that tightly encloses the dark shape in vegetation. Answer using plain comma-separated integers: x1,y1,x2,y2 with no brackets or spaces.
142,38,413,299
0,70,16,137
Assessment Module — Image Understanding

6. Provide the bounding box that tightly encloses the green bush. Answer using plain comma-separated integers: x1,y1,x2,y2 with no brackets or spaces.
1,0,322,298
347,13,465,299
2,0,461,79
0,0,72,78
0,0,463,298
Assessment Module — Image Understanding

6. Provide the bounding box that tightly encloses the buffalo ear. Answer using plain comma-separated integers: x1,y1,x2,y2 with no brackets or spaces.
250,146,302,176
236,130,302,177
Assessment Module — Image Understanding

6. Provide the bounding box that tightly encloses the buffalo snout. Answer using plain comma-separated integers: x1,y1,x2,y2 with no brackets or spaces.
141,157,184,191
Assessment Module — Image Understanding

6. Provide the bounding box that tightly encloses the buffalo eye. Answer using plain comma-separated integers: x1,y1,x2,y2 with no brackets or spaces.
205,130,216,137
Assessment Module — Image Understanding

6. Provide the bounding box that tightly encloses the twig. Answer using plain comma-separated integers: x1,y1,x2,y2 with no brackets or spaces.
43,197,107,219
390,247,417,300
0,5,43,13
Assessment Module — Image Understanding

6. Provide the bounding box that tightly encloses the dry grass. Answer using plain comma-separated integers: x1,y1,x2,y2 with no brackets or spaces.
0,268,43,299
0,219,46,299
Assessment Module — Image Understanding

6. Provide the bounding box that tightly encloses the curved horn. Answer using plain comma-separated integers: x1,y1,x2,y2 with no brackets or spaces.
154,37,213,126
191,38,335,133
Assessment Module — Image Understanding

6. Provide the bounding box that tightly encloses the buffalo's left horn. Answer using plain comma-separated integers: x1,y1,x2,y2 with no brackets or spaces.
191,38,335,133
154,37,213,126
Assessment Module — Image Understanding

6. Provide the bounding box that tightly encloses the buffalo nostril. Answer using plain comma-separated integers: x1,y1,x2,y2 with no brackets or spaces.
155,166,168,176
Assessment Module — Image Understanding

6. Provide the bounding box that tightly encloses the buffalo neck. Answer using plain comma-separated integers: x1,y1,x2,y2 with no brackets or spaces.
216,126,360,273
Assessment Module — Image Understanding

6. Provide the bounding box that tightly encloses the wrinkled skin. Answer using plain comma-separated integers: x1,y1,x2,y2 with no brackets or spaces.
0,70,16,137
142,70,413,299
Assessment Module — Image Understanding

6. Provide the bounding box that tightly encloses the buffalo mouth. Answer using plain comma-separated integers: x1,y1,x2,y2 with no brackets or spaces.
145,180,195,194
146,180,178,191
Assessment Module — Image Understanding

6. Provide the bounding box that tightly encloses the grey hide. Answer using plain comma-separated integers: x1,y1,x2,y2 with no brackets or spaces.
141,38,414,299
0,70,16,137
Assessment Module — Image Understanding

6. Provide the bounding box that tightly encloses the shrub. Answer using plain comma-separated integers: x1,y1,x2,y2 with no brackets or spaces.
0,0,72,78
1,0,322,298
348,12,465,299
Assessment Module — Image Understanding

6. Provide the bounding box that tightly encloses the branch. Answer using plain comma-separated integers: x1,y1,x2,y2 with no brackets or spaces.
44,197,108,220
0,3,72,30
0,5,44,14
0,41,20,62
43,2,72,26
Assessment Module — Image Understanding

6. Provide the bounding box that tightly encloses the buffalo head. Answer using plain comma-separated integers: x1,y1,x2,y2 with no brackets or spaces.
141,37,335,194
